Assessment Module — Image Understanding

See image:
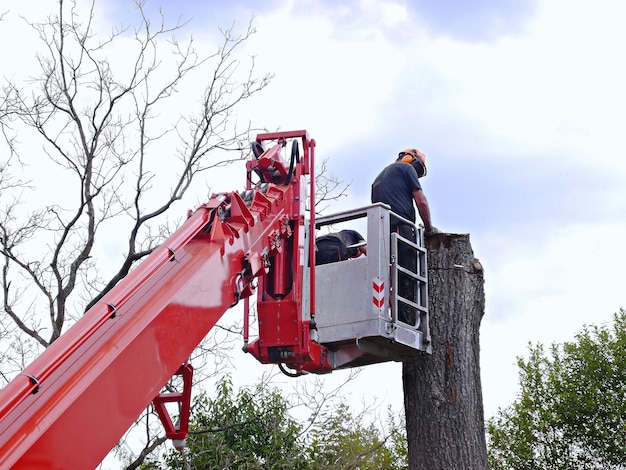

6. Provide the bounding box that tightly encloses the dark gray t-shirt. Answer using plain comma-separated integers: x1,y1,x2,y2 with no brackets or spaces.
371,162,422,222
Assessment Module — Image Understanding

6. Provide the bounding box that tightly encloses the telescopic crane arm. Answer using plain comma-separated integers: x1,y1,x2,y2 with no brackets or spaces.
0,130,327,469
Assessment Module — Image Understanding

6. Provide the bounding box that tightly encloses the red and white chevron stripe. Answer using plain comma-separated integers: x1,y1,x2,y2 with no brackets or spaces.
372,276,385,310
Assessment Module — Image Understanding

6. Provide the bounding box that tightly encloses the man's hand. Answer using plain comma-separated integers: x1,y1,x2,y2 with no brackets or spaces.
425,226,440,237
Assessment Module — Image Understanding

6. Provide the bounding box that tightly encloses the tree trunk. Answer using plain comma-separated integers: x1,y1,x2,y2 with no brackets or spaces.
403,233,488,469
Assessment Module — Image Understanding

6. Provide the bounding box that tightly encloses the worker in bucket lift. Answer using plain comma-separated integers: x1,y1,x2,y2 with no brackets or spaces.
370,148,438,324
315,229,367,265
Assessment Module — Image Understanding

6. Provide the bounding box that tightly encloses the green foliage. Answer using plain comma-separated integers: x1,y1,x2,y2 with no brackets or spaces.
148,376,408,469
487,309,626,469
161,376,307,469
307,403,407,470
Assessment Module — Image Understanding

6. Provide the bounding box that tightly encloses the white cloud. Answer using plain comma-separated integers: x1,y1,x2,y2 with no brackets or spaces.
232,1,406,151
388,0,626,177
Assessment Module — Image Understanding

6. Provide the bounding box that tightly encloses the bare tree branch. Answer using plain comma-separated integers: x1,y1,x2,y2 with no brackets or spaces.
0,0,272,350
315,156,351,214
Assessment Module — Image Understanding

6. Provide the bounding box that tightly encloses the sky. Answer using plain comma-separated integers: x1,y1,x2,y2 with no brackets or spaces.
2,0,626,457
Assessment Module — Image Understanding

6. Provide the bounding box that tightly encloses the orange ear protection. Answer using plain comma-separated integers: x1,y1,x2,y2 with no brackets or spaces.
398,148,427,177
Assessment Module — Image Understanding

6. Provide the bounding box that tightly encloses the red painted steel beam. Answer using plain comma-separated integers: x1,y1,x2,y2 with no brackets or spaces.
0,188,291,469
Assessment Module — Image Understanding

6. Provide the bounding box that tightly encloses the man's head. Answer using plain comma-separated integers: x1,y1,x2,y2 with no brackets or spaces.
397,148,427,177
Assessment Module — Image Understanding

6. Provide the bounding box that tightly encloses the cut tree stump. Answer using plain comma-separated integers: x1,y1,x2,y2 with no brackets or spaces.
403,233,488,470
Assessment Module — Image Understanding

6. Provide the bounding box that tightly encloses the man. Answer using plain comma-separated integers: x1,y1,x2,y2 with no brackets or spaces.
371,148,437,324
315,229,367,265
371,148,434,234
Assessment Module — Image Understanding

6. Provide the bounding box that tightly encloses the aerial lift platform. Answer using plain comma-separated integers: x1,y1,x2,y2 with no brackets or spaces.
313,203,431,370
0,130,430,469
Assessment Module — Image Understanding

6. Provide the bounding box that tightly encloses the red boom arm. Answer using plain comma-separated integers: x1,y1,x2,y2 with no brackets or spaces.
0,131,328,469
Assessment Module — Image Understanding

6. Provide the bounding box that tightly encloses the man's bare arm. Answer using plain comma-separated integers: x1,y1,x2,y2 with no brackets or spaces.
413,189,433,232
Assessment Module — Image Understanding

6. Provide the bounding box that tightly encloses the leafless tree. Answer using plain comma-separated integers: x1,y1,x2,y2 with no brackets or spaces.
403,234,488,469
0,0,271,353
0,1,271,466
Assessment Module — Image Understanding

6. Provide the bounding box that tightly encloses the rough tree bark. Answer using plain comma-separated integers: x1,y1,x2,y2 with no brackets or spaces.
403,233,488,469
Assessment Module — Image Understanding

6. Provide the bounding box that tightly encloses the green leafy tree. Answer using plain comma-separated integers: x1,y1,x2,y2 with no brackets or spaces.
147,376,408,469
158,376,308,470
307,403,407,470
487,308,626,469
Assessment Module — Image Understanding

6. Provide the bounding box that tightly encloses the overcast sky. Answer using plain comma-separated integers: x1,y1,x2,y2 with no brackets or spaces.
3,0,626,427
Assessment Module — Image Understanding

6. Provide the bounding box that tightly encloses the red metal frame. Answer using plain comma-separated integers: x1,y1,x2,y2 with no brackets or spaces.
153,363,193,443
0,130,329,469
243,131,330,373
